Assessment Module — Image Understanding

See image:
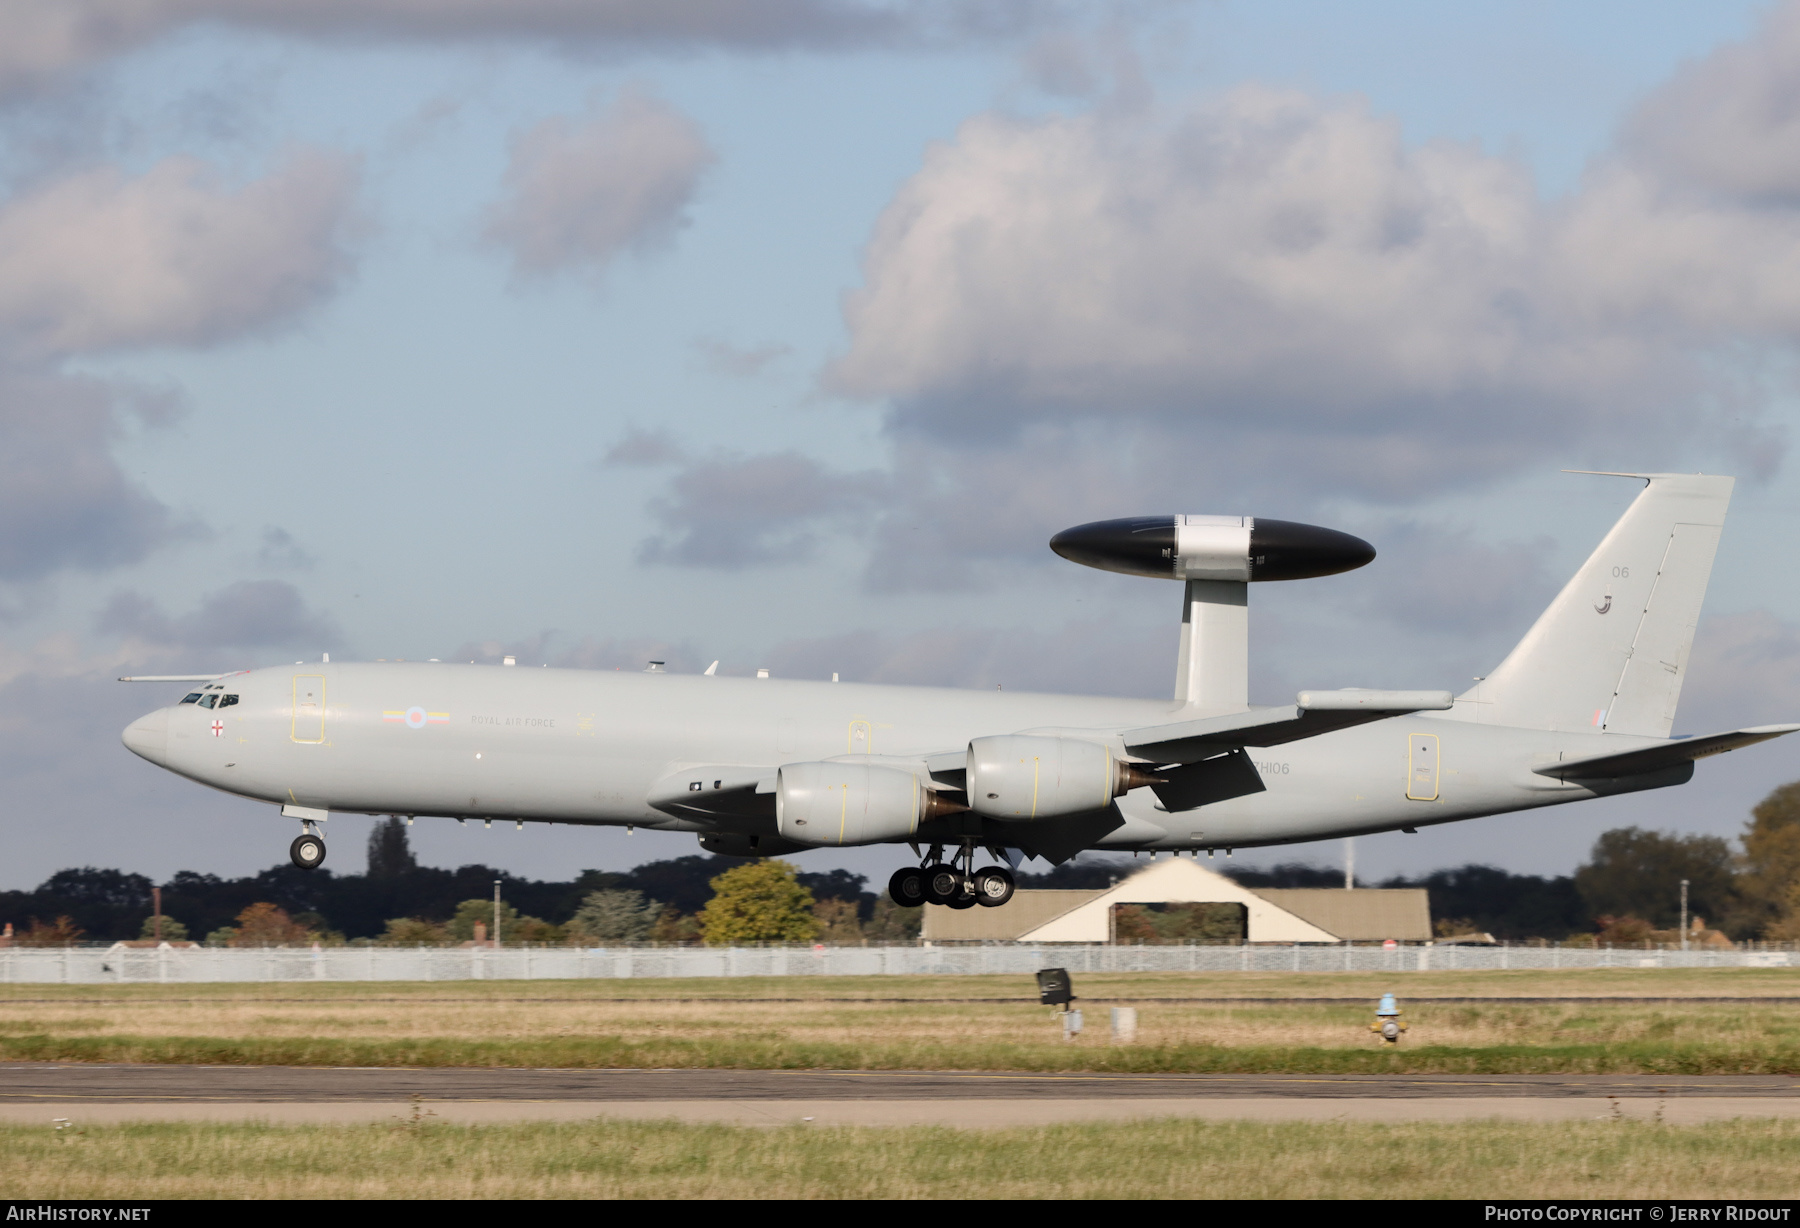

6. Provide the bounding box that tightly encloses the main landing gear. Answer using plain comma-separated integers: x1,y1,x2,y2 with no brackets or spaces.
290,830,326,870
888,843,1015,910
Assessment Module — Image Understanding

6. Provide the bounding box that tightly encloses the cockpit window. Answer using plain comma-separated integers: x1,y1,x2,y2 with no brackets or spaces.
218,694,239,708
199,694,218,709
179,693,202,705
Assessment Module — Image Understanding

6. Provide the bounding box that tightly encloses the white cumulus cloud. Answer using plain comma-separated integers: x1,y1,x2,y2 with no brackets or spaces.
0,149,359,355
485,90,715,279
818,4,1800,546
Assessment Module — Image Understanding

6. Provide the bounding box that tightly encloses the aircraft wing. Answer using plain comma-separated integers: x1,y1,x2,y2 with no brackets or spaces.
1533,724,1800,781
1121,689,1455,764
118,674,234,682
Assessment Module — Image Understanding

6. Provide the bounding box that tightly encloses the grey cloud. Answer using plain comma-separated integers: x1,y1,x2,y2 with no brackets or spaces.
1620,2,1800,205
850,423,1560,594
694,336,791,377
601,426,686,467
0,149,360,356
763,618,1171,697
638,450,886,568
485,89,714,280
1340,522,1557,637
254,527,315,571
96,580,342,651
0,369,183,582
0,1,1024,96
1679,611,1800,733
0,146,361,588
1019,31,1102,98
857,423,1151,592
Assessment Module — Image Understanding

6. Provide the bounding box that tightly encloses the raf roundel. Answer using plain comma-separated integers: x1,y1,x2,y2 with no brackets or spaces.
383,707,450,729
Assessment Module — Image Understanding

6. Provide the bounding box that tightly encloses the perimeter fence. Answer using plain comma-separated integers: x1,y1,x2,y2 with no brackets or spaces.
0,942,1791,983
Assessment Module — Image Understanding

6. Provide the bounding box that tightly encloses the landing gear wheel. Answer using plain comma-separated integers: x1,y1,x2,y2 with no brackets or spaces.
888,866,927,908
946,892,977,910
290,833,326,870
972,866,1015,907
923,865,965,906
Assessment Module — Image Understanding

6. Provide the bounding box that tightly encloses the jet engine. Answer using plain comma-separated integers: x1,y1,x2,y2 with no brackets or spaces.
775,761,967,847
966,735,1157,820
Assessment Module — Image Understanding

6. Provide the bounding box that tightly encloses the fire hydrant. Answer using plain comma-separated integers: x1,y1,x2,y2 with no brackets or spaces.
1370,992,1407,1043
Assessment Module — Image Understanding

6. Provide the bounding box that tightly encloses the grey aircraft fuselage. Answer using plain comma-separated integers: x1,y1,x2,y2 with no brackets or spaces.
121,662,1664,853
119,471,1798,866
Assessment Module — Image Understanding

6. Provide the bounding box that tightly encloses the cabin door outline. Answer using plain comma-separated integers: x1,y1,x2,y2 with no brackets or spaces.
1406,732,1440,801
292,675,326,744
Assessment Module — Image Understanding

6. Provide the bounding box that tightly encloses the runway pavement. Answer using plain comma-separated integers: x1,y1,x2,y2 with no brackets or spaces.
1,1066,1798,1126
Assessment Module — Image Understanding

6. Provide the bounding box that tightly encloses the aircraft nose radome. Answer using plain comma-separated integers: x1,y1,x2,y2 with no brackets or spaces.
122,708,168,766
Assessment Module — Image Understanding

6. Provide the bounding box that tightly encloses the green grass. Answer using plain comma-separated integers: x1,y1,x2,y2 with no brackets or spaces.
8,1117,1800,1199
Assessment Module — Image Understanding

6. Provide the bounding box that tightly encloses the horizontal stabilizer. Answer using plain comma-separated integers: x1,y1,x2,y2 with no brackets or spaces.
1124,690,1453,763
1534,724,1800,781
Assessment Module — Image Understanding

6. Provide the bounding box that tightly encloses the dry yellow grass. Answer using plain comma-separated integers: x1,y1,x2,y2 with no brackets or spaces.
1,969,1797,1056
8,964,1800,1000
5,1117,1798,1199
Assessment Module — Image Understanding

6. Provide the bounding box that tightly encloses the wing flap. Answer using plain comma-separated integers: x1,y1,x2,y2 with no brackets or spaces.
1148,748,1268,812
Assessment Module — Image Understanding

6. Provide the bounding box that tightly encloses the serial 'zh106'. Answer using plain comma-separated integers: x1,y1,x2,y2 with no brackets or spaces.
120,471,1798,911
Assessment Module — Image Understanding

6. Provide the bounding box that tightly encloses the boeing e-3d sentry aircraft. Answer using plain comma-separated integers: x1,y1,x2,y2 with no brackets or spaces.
120,471,1797,911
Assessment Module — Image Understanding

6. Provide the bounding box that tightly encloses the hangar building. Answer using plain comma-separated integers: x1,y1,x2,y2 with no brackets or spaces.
920,856,1431,944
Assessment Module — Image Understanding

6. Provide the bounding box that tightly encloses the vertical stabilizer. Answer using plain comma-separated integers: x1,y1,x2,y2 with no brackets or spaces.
1465,473,1732,736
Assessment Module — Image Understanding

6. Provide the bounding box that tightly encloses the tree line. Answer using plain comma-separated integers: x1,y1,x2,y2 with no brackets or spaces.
0,817,917,946
5,782,1798,946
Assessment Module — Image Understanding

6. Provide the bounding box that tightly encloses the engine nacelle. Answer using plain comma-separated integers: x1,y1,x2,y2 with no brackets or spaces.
775,761,965,847
966,735,1157,820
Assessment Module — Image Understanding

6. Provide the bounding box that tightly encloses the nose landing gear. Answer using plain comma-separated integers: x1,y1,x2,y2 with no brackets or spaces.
888,842,1015,909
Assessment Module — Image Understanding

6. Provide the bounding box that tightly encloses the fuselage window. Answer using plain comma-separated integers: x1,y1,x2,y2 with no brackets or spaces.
180,693,202,705
199,694,219,709
218,694,239,709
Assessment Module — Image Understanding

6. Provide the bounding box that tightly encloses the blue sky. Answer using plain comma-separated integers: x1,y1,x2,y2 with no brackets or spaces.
3,0,1798,891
